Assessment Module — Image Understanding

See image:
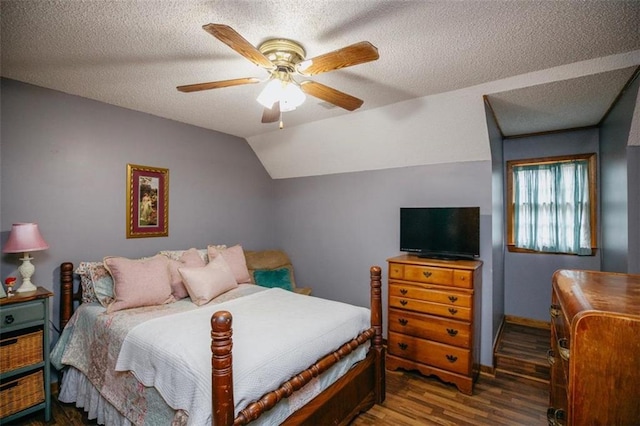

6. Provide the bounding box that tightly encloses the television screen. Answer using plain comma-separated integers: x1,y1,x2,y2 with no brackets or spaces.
400,207,480,259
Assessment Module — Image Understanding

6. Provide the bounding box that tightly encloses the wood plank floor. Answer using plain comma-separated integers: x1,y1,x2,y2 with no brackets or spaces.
8,323,550,425
494,321,551,383
8,371,549,426
352,371,548,426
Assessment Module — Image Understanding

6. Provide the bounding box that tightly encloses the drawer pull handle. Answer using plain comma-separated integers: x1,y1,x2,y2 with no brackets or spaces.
398,318,408,326
400,299,408,306
448,296,458,303
557,338,570,361
448,308,458,315
446,354,458,363
398,342,408,350
400,289,408,295
4,314,15,325
549,304,561,318
422,271,432,278
547,349,555,365
446,328,458,337
546,407,566,425
0,338,18,347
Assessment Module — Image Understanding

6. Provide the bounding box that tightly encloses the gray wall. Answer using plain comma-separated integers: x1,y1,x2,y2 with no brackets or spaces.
1,78,277,337
503,128,601,322
486,102,505,348
273,160,496,365
600,75,640,273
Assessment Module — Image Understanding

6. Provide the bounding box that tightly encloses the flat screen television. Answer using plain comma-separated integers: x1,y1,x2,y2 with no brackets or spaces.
400,207,480,260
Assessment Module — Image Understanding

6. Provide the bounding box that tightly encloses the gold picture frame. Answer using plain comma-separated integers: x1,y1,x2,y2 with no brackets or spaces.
126,164,169,238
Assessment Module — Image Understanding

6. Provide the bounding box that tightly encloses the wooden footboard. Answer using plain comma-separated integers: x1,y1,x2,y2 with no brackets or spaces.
211,266,385,425
59,263,385,425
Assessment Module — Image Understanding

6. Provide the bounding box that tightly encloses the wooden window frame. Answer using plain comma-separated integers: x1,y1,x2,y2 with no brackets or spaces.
506,153,598,255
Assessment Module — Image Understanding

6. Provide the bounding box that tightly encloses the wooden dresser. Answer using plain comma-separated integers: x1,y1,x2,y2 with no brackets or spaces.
548,270,640,426
386,255,482,395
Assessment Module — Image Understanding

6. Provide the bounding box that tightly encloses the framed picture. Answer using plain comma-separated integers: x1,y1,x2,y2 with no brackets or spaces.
126,164,169,238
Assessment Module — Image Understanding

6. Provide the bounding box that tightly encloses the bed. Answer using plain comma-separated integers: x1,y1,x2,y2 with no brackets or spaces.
53,254,385,426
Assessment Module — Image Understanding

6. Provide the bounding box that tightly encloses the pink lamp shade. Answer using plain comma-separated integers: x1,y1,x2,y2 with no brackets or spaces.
3,223,49,253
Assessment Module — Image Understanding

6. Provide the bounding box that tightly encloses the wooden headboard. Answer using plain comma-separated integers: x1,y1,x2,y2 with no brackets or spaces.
60,262,83,330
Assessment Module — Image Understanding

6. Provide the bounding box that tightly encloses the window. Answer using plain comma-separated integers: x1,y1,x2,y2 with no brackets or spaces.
507,153,597,255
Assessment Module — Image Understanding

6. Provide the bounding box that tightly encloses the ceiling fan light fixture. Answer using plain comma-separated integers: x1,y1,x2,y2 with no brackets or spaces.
280,83,305,112
256,79,282,109
256,79,306,112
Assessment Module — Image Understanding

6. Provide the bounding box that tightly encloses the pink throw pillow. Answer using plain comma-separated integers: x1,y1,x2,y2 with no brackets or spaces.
207,244,251,284
179,254,238,306
167,248,206,299
103,254,174,313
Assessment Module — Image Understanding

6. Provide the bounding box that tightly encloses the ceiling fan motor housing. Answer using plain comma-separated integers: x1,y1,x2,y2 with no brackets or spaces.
258,39,306,71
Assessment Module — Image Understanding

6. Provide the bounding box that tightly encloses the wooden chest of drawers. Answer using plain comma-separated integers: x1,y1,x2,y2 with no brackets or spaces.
386,255,482,395
548,270,640,426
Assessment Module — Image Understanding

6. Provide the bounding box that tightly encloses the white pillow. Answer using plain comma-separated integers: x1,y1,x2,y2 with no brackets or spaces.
179,254,238,306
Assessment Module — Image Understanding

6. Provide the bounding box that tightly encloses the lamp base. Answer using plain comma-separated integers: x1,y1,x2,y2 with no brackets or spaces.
15,254,38,293
16,281,38,293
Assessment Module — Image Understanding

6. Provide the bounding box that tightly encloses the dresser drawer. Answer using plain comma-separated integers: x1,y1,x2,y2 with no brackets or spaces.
0,301,45,330
389,296,472,321
389,283,471,307
403,265,453,285
389,263,404,279
389,308,470,348
388,331,471,375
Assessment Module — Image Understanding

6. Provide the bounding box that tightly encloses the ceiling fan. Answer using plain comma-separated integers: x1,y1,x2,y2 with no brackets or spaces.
177,24,379,126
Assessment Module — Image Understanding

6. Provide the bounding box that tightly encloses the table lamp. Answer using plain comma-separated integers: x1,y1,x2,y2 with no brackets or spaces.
3,223,49,293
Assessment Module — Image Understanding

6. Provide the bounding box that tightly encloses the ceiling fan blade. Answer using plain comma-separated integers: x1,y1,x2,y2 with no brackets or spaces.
203,24,276,70
177,77,260,93
297,41,379,76
300,81,364,111
261,101,281,123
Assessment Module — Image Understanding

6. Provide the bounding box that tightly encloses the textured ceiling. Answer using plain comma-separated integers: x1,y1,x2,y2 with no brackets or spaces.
1,0,640,139
487,66,639,137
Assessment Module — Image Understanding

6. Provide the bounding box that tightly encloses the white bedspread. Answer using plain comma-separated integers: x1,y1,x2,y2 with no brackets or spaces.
115,288,371,425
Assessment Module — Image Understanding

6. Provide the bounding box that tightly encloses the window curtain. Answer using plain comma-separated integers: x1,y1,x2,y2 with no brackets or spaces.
513,160,591,255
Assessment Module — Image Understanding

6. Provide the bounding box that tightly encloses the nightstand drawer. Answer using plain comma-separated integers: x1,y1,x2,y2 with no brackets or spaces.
0,330,43,373
0,302,45,329
0,369,45,418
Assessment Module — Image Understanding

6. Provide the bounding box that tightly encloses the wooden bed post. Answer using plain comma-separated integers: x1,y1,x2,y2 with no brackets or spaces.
370,265,386,404
211,310,234,426
60,262,74,330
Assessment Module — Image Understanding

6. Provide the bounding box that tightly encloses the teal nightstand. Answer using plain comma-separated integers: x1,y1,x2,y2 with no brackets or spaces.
0,287,52,422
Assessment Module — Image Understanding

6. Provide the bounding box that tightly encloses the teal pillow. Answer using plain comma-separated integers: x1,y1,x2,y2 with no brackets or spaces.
253,268,293,291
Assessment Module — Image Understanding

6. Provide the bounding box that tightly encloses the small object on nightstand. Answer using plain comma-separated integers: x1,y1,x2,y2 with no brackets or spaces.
4,277,16,297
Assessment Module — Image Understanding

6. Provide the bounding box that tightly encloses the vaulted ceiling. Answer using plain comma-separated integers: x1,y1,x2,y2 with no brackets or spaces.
2,0,639,141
